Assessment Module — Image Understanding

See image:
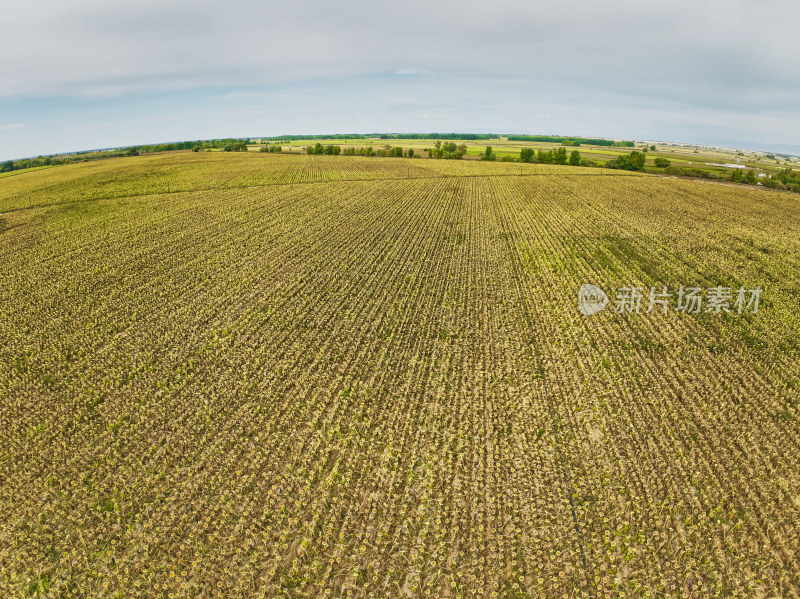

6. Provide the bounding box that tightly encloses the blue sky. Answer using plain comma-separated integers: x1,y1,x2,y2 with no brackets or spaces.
2,0,799,161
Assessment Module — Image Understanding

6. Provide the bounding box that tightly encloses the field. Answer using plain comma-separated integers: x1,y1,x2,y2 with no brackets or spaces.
267,137,800,180
1,151,800,598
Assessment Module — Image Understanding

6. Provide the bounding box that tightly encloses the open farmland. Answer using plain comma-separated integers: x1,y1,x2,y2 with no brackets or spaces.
1,151,800,598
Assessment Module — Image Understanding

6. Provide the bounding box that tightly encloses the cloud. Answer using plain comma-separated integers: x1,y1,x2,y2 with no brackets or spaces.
2,0,798,110
0,123,24,131
1,0,799,158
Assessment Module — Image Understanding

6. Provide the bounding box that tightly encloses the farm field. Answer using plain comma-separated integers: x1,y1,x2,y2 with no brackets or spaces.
265,137,799,180
1,151,800,598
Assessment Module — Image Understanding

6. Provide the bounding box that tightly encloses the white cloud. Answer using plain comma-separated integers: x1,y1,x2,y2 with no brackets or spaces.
1,0,799,158
1,0,798,111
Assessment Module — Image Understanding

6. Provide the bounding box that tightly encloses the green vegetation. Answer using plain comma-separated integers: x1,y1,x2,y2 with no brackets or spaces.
766,167,800,192
222,140,248,152
606,150,646,171
517,147,580,165
379,133,493,140
306,143,342,155
428,141,466,160
260,132,496,142
3,134,797,195
508,134,634,146
342,146,375,157
520,148,535,163
307,143,412,158
534,147,568,165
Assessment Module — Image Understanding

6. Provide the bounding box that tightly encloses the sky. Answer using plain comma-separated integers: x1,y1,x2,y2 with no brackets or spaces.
1,0,799,161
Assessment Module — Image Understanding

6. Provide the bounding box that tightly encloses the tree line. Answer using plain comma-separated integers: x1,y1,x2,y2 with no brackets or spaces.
427,141,467,160
519,147,581,165
381,133,494,140
265,134,368,141
508,135,635,147
730,166,800,191
0,134,636,173
260,133,497,142
305,143,416,158
5,136,796,194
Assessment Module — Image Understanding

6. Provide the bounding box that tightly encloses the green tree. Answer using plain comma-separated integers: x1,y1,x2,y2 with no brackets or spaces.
569,150,581,166
520,148,534,163
745,170,757,184
654,158,671,168
606,151,645,171
427,141,465,160
223,140,247,152
408,148,415,158
0,160,13,173
553,147,568,165
628,151,645,171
